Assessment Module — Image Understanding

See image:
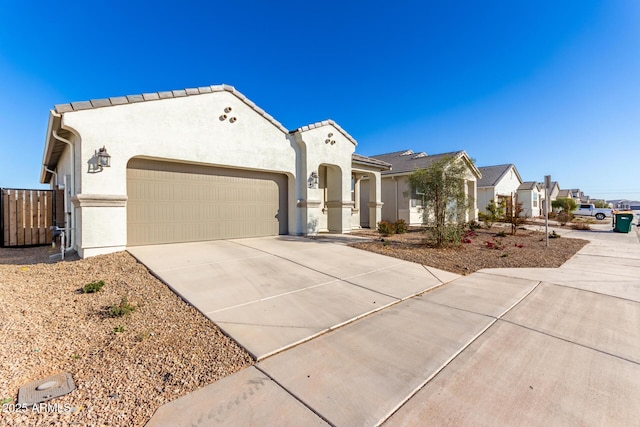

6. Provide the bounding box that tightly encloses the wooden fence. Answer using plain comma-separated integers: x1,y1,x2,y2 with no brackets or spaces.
1,189,55,247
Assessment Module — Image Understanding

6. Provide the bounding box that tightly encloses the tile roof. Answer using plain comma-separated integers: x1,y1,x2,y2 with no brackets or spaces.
369,149,478,176
352,153,392,170
477,164,519,187
54,84,289,133
517,181,540,191
291,119,358,146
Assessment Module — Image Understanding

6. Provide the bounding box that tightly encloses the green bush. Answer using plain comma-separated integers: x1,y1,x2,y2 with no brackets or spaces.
394,219,408,234
109,297,136,318
549,230,561,239
82,280,105,293
377,220,396,237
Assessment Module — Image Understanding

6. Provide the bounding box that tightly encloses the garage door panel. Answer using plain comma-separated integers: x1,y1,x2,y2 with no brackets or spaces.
127,159,287,246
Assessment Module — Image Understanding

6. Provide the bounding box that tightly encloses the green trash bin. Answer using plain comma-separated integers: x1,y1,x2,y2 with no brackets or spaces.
613,211,634,233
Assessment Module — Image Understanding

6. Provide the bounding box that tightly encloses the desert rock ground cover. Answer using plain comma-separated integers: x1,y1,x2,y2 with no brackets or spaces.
0,248,253,427
350,225,588,275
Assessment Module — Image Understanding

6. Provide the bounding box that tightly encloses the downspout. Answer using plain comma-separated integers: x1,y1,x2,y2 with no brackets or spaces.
52,129,75,252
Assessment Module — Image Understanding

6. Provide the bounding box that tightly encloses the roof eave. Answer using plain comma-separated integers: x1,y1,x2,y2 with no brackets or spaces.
40,111,61,184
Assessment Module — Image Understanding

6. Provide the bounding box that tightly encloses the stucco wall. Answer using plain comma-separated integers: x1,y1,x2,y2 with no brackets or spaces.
494,168,521,196
62,91,296,196
296,124,356,234
57,91,299,255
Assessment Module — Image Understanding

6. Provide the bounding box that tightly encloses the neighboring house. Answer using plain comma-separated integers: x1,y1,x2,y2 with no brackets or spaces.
476,164,522,215
517,182,544,218
40,84,390,258
569,189,588,204
557,189,573,199
611,200,640,210
363,150,481,226
541,181,560,215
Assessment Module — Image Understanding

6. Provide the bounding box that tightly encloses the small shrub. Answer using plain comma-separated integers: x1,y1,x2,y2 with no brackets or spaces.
495,230,507,238
501,253,509,258
394,219,408,234
467,220,481,231
377,220,396,237
113,325,126,334
484,240,505,250
557,212,573,226
549,230,561,239
82,280,105,293
382,239,390,247
109,297,136,318
548,211,557,219
571,222,591,230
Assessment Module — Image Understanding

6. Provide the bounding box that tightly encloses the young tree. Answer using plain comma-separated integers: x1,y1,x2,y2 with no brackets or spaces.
552,197,576,226
552,197,577,213
504,194,526,235
408,156,470,247
484,199,504,228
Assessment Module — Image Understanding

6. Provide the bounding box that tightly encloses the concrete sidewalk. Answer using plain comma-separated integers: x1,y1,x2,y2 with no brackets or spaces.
146,224,640,426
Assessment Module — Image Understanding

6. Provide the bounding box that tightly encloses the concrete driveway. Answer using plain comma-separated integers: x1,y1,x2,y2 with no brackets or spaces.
128,235,459,360
143,225,640,426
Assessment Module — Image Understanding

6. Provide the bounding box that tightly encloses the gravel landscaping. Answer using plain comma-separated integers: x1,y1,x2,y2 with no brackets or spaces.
350,225,589,275
0,248,253,427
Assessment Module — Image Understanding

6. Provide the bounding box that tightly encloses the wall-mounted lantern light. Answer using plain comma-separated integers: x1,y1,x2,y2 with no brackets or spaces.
97,146,111,168
308,171,319,189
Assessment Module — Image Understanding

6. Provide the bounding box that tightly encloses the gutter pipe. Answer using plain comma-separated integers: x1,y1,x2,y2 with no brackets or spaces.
52,128,75,252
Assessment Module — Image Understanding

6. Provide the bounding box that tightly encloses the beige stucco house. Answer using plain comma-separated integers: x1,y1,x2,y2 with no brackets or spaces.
40,84,390,258
517,181,544,218
363,150,480,226
477,164,522,215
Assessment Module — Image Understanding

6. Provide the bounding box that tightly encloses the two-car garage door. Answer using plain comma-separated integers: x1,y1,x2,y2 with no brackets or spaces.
127,158,288,246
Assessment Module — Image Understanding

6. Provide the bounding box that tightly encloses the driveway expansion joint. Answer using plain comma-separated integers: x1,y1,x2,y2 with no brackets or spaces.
254,365,336,427
498,318,640,366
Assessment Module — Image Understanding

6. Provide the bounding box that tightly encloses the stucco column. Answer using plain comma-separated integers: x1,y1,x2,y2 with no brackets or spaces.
470,180,478,220
368,171,383,229
351,174,362,229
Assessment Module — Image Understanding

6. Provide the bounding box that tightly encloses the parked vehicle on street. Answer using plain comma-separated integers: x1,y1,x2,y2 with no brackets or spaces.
572,203,613,220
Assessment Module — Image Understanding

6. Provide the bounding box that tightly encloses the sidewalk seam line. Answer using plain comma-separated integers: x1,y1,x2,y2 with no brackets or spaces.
378,280,542,426
254,365,337,427
499,318,640,366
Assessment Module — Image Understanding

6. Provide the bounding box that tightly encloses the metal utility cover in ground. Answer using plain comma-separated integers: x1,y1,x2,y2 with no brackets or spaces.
18,372,76,406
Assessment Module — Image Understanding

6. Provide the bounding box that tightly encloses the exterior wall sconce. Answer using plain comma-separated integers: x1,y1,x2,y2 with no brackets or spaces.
308,171,319,189
97,146,111,168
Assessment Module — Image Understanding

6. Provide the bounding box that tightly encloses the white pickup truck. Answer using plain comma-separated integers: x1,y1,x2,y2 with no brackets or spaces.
572,203,613,220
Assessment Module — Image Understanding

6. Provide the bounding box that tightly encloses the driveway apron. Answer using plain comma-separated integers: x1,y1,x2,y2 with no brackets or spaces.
128,236,454,360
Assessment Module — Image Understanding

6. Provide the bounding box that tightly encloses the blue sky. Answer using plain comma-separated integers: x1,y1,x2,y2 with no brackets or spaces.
1,0,638,201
